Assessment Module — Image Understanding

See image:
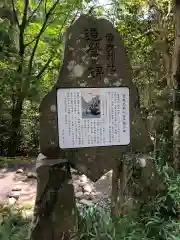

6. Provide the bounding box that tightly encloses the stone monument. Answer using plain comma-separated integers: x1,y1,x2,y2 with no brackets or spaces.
30,15,153,239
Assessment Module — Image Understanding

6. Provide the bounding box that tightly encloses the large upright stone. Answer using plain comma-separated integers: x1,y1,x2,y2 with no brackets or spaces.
39,15,152,182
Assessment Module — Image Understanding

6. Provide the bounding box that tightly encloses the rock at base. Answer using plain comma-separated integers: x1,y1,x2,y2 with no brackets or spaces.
27,172,37,179
79,199,93,206
16,169,24,174
8,197,16,205
7,191,20,199
30,161,77,240
12,186,22,191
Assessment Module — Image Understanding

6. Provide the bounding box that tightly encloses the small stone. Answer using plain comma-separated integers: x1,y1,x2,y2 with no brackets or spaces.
76,192,84,199
8,192,20,199
72,175,79,181
138,157,147,168
79,199,93,206
12,187,22,191
74,179,83,186
71,168,77,174
79,175,88,183
8,197,16,205
16,169,24,174
83,184,93,193
76,203,82,208
50,105,56,112
74,186,82,193
84,193,93,200
27,172,37,179
22,178,28,182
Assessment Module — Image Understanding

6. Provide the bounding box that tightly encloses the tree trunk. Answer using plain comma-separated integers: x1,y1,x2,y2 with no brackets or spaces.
111,158,122,218
8,97,24,157
111,154,127,218
172,1,180,171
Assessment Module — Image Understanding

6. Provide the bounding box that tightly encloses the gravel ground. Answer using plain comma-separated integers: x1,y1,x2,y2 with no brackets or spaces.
0,165,112,207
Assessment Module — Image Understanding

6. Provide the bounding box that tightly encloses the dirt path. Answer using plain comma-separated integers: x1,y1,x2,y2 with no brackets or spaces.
0,165,112,207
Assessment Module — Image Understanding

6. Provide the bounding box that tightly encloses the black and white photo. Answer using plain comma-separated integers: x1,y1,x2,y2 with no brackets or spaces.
81,89,101,119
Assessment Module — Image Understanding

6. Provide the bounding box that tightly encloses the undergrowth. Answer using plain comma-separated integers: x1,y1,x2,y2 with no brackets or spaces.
1,153,180,239
0,157,36,168
77,197,180,240
1,185,180,240
0,205,30,240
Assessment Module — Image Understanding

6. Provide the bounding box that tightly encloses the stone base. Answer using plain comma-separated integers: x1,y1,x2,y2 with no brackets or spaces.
30,156,77,240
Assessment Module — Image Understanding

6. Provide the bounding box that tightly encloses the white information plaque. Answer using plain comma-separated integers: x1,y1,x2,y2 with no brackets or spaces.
57,87,130,149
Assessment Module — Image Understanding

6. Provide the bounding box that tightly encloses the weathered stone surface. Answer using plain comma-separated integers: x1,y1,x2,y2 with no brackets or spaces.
39,15,153,181
27,172,37,179
79,199,93,206
30,160,77,240
16,169,24,174
12,186,21,191
8,197,16,205
76,191,84,199
7,191,20,199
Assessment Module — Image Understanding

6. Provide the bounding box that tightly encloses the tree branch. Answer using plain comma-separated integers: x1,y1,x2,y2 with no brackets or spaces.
133,27,167,42
25,19,54,47
24,37,36,47
36,55,53,79
28,0,43,22
59,8,74,34
18,0,29,59
166,0,173,19
36,6,73,79
134,29,156,41
45,0,48,15
28,0,60,75
16,0,29,76
21,0,29,28
56,1,81,44
70,1,82,26
88,2,116,13
11,0,20,27
28,0,59,74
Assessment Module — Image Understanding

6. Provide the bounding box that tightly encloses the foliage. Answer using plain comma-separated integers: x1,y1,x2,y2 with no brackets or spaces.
1,1,180,240
0,0,96,156
1,164,180,240
0,0,176,157
109,0,172,106
76,170,180,240
0,156,36,168
77,206,146,239
0,205,31,240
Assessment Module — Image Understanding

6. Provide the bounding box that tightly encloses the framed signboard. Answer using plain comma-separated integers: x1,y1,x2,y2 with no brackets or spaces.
57,87,130,149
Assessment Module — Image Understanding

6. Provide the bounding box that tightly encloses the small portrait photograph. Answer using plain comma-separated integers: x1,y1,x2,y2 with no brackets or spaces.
81,89,101,119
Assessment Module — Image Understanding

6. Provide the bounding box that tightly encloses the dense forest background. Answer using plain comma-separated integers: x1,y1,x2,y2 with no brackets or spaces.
0,0,179,163
1,1,180,239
